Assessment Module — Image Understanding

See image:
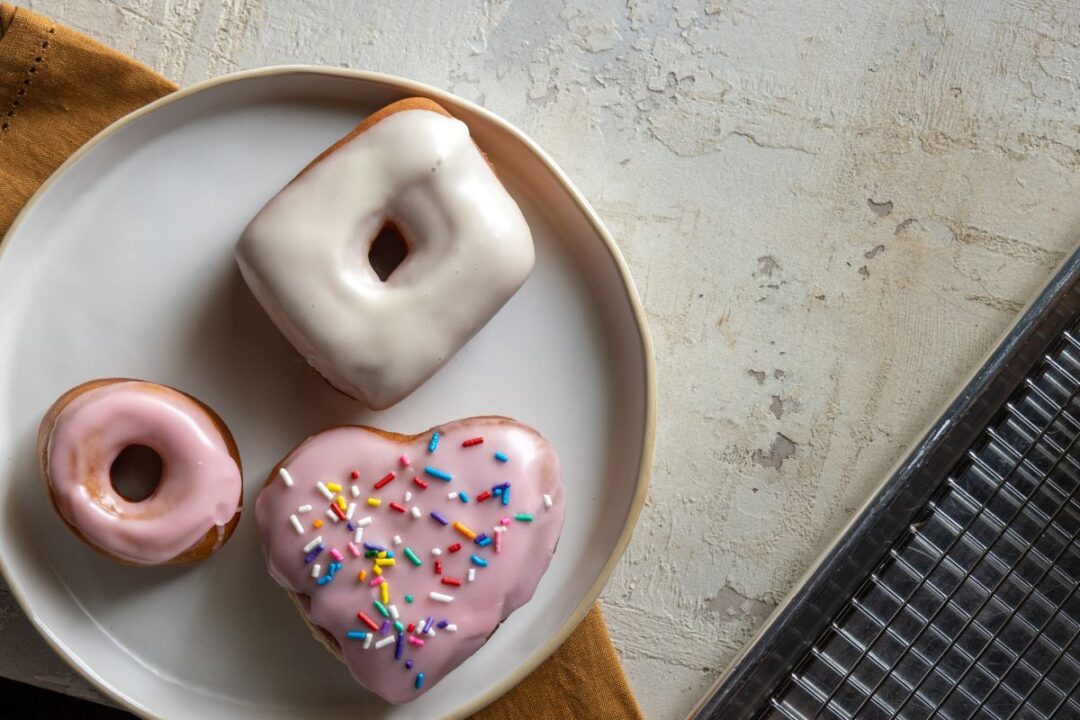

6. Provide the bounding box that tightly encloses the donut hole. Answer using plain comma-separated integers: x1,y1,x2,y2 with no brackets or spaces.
368,222,409,282
110,444,163,502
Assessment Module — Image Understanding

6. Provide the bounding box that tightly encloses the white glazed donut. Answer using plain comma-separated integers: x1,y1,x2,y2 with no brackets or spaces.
235,98,535,410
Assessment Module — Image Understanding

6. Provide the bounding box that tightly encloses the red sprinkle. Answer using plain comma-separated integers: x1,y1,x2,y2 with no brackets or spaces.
434,560,442,575
357,612,379,631
330,503,347,520
350,470,360,480
407,623,416,633
441,577,462,586
448,543,462,554
389,502,406,513
476,491,492,503
412,476,428,489
462,436,485,447
374,472,395,489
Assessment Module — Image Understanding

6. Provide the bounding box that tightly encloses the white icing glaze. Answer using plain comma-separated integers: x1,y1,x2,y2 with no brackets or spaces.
236,106,535,409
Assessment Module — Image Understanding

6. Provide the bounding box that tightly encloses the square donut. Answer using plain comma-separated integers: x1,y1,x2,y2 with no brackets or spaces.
236,98,534,409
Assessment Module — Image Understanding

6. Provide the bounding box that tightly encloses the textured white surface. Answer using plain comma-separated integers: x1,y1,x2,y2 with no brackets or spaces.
7,1,1080,717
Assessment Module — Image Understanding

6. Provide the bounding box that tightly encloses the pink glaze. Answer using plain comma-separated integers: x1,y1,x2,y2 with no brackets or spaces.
45,381,242,565
255,417,564,704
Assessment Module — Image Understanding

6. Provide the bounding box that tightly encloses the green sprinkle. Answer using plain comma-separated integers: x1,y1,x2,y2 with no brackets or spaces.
405,594,414,604
374,600,390,617
404,547,422,566
514,513,534,522
394,621,405,633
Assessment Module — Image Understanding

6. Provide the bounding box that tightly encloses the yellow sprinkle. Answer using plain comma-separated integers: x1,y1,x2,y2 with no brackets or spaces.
357,570,367,582
336,495,347,510
381,582,390,604
313,519,323,529
453,521,477,540
367,498,382,507
327,482,342,492
375,558,396,567
373,565,383,576
378,551,387,558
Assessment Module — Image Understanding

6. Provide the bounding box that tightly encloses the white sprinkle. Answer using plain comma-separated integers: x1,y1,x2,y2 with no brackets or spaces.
325,508,339,522
363,633,373,649
356,516,373,527
393,535,402,546
298,504,313,513
468,568,476,582
429,592,454,603
431,548,442,556
543,494,553,509
311,563,321,578
445,623,458,633
388,604,400,620
279,468,295,487
353,527,364,544
410,506,421,519
426,628,436,637
405,491,413,502
493,526,507,533
448,492,457,500
346,502,357,520
374,636,395,649
304,536,323,552
351,485,360,498
316,481,333,500
289,515,304,534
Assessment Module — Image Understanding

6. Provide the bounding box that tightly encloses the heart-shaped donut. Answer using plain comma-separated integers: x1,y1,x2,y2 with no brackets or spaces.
254,417,564,703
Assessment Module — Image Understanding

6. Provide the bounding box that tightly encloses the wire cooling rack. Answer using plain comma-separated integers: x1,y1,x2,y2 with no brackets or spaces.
692,250,1080,720
767,325,1080,719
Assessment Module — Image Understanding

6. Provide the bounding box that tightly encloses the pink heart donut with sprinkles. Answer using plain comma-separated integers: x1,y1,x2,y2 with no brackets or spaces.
254,417,564,703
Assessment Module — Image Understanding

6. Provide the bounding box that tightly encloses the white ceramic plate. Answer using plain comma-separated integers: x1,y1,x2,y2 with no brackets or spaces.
0,68,653,719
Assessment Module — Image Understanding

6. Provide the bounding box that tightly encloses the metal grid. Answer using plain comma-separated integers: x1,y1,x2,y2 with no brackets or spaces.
763,324,1080,720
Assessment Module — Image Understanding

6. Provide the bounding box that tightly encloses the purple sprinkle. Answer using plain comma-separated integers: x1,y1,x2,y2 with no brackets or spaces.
380,620,392,635
395,633,404,660
474,533,489,545
303,544,324,564
436,620,449,629
493,482,511,491
423,616,435,634
347,521,356,531
431,511,449,526
405,660,414,670
364,542,386,551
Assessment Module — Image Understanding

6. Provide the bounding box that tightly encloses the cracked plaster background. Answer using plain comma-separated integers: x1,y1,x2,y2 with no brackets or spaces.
4,1,1080,717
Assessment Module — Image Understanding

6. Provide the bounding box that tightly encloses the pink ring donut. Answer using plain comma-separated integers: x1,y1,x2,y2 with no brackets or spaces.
38,379,243,566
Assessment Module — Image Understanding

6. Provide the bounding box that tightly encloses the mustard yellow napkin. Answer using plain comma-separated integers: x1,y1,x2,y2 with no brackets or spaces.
0,5,642,718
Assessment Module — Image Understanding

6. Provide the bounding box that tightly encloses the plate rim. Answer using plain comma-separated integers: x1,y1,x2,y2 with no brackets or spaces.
0,64,656,719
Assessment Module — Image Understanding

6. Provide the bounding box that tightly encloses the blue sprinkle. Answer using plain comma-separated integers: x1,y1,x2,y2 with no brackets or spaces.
458,491,470,503
493,482,511,490
405,660,414,670
316,575,332,586
501,487,510,506
494,451,509,463
346,631,368,639
492,486,503,496
415,672,425,689
347,522,356,531
470,554,489,567
425,466,453,481
476,535,493,547
428,433,440,453
431,511,450,526
385,550,395,558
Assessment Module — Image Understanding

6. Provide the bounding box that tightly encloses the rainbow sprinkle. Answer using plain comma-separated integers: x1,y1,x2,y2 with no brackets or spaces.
425,466,453,481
